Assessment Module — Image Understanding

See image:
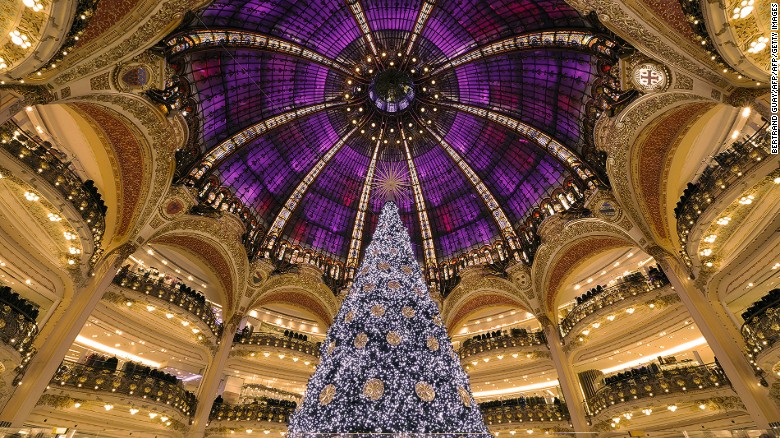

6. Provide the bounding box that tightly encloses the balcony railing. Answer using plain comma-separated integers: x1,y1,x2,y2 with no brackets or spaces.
742,305,780,357
0,122,106,249
209,401,295,423
586,363,729,416
481,401,570,426
0,302,38,374
233,331,321,358
559,271,670,337
676,124,771,252
459,331,547,361
114,269,222,336
50,360,197,417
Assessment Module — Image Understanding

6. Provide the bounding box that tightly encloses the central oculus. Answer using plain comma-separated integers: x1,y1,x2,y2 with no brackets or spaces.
368,68,415,114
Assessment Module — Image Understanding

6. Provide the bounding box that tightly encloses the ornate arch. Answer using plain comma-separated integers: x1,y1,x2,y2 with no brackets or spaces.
146,212,249,316
531,216,638,318
597,92,718,253
249,265,339,328
48,94,178,256
442,266,531,331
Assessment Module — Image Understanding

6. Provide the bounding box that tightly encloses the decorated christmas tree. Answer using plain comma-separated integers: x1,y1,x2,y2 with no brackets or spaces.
288,202,489,435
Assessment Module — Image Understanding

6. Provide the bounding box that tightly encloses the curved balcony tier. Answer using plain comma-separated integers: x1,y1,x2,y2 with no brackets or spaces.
207,401,293,436
0,122,106,253
459,331,548,363
742,304,780,373
48,360,197,418
587,363,731,418
560,271,671,338
233,331,321,359
113,269,222,337
676,124,773,267
0,301,38,359
481,400,570,430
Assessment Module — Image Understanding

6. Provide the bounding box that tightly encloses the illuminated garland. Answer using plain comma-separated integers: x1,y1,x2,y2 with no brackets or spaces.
288,202,489,435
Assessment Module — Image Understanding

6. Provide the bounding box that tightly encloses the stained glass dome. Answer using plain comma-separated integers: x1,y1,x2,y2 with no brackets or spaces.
165,0,621,283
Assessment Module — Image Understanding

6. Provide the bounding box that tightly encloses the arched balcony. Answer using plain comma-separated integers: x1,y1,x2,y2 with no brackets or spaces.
47,359,197,420
586,363,731,418
0,122,106,254
741,289,780,372
458,329,547,363
480,398,570,430
233,330,321,360
0,285,39,385
676,123,772,268
112,268,223,337
559,269,671,338
207,399,294,435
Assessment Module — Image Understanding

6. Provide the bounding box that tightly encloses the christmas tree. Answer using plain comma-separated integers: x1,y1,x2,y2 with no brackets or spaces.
288,202,489,436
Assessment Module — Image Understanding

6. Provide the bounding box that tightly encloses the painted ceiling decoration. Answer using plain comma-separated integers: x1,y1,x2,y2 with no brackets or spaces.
160,0,632,291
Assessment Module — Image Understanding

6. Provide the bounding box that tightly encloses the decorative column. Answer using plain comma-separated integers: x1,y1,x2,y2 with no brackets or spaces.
189,314,240,437
652,249,780,429
540,317,590,433
0,250,124,426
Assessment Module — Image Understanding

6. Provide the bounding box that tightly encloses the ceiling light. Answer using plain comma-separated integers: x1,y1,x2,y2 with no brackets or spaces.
149,412,158,419
667,405,677,412
129,408,139,414
104,404,113,411
73,402,81,408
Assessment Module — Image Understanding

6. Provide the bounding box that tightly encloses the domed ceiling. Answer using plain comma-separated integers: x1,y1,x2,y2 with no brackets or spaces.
164,0,621,280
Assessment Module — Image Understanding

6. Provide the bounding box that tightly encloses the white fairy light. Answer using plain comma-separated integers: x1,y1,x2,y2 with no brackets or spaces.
288,202,488,435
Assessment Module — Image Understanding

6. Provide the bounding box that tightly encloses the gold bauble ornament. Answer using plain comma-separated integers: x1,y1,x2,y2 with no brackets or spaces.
345,311,355,322
363,378,384,400
378,261,391,271
355,332,369,349
433,315,443,326
319,384,336,405
363,283,375,292
388,280,401,290
401,265,413,274
402,306,415,318
371,305,385,317
386,331,402,346
458,387,472,407
327,341,336,355
415,382,435,401
426,336,439,351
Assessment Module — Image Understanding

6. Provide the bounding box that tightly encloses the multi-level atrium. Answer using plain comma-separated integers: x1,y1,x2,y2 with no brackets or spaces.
0,0,777,436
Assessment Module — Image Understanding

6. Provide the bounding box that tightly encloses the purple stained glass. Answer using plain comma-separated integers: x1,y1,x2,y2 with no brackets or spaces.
176,0,605,266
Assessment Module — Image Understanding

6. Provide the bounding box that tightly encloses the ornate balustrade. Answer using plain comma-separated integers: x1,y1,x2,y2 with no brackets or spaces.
481,402,570,426
0,301,38,361
742,305,780,358
50,360,197,417
209,401,295,424
113,269,222,336
459,331,547,361
0,123,106,250
233,331,321,358
559,272,670,337
586,363,729,416
676,124,771,255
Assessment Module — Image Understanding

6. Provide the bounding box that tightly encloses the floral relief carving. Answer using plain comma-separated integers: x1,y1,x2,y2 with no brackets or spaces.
599,92,708,249
563,0,729,88
54,0,212,86
531,217,636,314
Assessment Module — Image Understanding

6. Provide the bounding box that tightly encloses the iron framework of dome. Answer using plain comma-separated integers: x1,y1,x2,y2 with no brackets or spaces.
161,0,631,289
